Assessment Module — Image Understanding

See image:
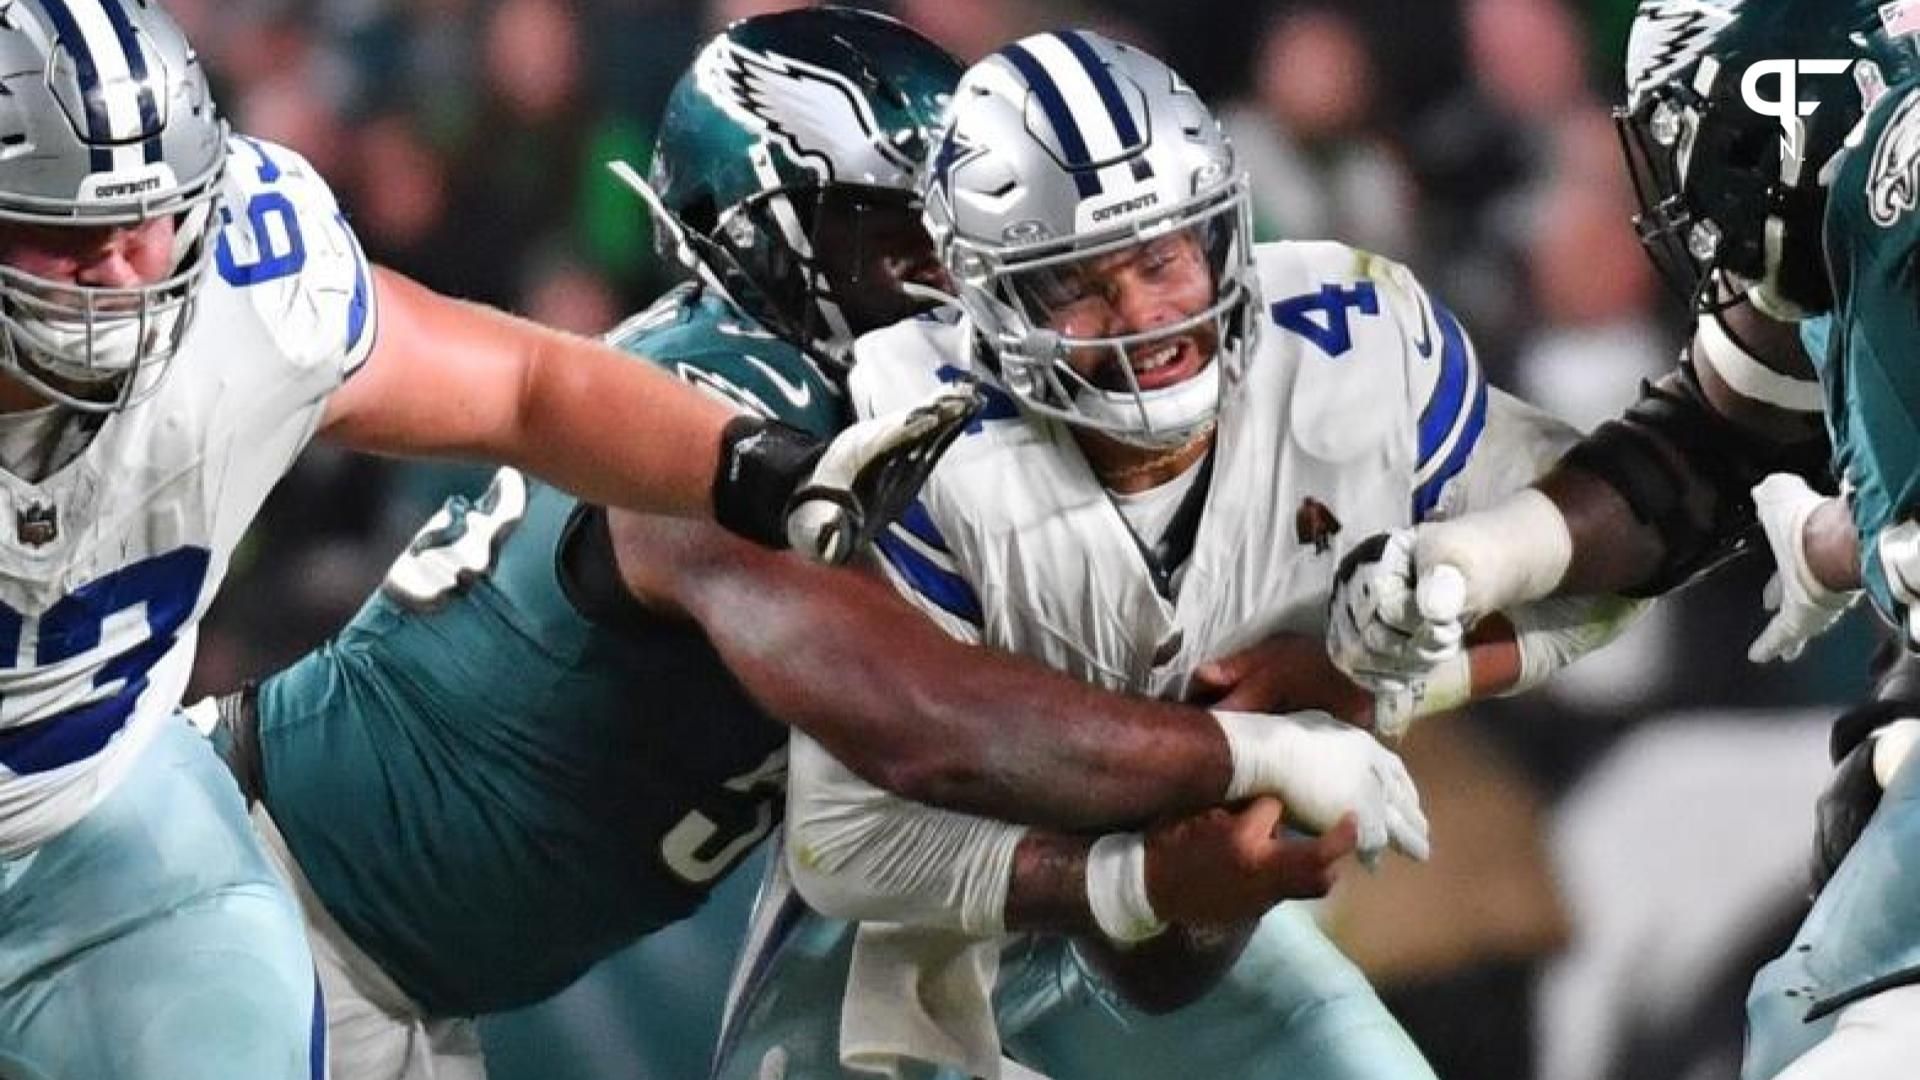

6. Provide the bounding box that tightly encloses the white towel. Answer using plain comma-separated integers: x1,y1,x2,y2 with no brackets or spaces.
839,923,1049,1079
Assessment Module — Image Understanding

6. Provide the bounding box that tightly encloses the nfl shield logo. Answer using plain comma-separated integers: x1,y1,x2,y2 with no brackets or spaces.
16,502,56,548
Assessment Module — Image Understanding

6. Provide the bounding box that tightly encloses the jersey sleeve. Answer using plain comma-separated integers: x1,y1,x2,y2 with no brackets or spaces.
1359,250,1579,521
846,320,989,645
213,136,376,387
605,289,846,439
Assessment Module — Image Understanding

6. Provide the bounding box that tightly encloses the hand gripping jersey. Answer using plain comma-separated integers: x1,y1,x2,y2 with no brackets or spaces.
0,135,371,853
853,240,1576,684
254,283,845,1016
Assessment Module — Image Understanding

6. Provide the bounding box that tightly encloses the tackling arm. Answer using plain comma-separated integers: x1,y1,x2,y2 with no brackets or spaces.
607,506,1234,831
318,267,977,558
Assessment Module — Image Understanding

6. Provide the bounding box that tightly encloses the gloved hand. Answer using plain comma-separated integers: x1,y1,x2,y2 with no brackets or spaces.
1326,530,1469,736
1213,708,1431,866
714,382,985,563
1749,474,1859,663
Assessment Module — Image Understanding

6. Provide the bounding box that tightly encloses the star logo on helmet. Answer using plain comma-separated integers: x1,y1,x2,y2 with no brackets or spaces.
929,128,985,207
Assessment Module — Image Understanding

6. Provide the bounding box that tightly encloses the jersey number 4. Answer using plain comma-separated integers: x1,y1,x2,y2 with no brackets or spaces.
1270,282,1380,358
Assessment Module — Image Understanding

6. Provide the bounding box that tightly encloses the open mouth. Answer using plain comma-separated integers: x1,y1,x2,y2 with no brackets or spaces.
1101,335,1205,392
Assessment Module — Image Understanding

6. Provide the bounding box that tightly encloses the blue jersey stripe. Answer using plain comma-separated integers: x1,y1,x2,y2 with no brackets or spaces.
875,530,983,626
337,212,373,362
1413,373,1488,519
998,43,1101,198
1415,299,1476,471
308,973,327,1080
896,499,952,555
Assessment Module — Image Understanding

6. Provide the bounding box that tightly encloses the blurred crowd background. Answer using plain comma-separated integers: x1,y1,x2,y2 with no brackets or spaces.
183,0,1882,1077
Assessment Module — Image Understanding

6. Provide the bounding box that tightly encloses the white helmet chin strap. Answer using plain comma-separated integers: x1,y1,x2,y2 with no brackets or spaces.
1071,360,1221,449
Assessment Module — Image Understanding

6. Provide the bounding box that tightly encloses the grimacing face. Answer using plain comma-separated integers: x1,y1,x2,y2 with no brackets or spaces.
1015,226,1220,394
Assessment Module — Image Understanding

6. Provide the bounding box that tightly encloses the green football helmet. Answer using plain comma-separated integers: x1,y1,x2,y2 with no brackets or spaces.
1618,0,1920,317
640,7,961,371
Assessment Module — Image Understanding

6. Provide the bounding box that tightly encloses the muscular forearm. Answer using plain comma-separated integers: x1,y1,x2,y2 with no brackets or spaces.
1004,831,1098,932
614,512,1231,831
334,269,732,520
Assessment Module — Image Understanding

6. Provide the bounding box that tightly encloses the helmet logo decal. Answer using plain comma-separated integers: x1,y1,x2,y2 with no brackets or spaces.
697,38,913,184
1625,0,1740,107
1867,90,1920,225
928,126,985,210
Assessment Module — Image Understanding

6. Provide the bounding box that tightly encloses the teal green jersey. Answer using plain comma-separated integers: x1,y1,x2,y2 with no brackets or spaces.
256,284,846,1016
1815,81,1920,620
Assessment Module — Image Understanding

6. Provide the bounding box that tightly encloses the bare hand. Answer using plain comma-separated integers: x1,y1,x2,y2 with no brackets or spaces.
1189,632,1374,725
1143,797,1359,927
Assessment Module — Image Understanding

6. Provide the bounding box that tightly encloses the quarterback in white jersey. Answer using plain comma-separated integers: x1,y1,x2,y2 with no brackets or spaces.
715,31,1643,1080
0,2,983,1077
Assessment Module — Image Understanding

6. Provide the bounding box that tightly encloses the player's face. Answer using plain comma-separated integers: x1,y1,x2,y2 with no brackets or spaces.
813,193,949,334
1020,227,1219,393
0,217,178,292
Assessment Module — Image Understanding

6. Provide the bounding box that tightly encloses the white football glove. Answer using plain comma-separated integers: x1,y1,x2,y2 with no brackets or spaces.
1214,709,1431,866
1749,474,1858,663
784,383,984,564
1327,531,1469,735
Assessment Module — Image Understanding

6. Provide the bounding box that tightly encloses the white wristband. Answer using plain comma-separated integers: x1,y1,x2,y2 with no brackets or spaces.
1086,832,1165,943
1415,489,1572,615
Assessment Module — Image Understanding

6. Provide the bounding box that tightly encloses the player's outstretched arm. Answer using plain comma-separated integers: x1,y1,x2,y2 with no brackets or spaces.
610,508,1431,846
609,507,1227,830
1424,293,1828,613
783,731,1360,941
316,267,976,560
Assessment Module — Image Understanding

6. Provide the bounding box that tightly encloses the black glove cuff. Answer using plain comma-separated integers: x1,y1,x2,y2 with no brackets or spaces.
712,415,824,549
1829,697,1920,763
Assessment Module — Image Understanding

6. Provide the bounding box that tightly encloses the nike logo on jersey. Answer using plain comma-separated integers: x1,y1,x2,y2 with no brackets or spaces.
743,356,814,410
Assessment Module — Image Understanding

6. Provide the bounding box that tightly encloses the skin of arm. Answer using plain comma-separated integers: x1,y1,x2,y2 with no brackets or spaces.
319,267,740,520
1541,295,1828,597
607,507,1237,832
1006,801,1356,1014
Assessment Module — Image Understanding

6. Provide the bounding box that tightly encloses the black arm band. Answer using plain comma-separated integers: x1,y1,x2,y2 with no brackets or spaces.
710,415,824,549
1560,365,1828,596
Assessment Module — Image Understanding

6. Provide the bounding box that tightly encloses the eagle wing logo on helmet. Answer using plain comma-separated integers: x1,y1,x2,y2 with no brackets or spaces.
697,39,913,184
1868,91,1920,225
1623,0,1740,106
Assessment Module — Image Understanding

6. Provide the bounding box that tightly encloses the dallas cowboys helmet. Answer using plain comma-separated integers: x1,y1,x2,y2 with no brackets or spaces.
922,31,1256,448
647,7,960,371
0,0,226,411
1619,0,1920,317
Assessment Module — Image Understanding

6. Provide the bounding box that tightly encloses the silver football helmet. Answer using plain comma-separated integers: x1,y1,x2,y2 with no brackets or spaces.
922,30,1256,448
0,0,227,411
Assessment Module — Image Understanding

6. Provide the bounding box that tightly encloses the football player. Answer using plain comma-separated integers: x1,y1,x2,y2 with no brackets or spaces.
200,11,1408,1078
0,0,992,1076
713,31,1643,1079
1323,2,1920,1077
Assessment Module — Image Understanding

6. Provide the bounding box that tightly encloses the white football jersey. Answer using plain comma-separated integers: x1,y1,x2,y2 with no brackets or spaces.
851,240,1577,697
0,135,374,852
